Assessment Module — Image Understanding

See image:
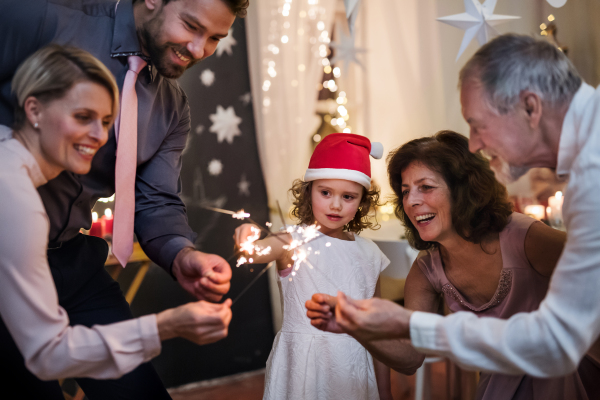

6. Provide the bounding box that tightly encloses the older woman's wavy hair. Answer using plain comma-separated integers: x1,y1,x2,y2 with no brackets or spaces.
289,179,381,234
387,130,513,250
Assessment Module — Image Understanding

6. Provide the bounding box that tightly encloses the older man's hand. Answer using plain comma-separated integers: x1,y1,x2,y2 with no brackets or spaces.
173,247,232,302
305,293,344,334
334,292,413,341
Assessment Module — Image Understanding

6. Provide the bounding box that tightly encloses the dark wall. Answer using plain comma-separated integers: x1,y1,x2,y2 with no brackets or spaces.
128,18,274,389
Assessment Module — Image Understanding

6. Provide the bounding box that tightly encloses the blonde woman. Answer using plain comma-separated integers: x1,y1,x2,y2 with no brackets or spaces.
0,45,231,399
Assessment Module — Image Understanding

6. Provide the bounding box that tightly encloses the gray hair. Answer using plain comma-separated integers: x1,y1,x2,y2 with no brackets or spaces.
459,34,582,114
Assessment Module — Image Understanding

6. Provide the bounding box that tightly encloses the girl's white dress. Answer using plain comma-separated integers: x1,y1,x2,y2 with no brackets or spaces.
263,229,390,400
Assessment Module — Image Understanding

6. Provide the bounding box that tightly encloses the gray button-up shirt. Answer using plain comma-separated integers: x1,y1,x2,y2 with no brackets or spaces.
0,0,197,271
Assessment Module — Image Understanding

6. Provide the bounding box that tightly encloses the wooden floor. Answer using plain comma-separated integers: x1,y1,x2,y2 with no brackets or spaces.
169,362,450,400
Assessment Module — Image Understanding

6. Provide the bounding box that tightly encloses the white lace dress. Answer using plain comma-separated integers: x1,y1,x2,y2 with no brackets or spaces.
263,230,390,400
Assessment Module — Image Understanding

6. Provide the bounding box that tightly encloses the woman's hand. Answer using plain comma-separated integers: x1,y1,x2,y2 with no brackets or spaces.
156,299,232,345
305,293,344,334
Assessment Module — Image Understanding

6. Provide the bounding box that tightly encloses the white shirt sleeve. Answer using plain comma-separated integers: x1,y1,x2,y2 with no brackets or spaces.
409,111,600,378
0,177,161,381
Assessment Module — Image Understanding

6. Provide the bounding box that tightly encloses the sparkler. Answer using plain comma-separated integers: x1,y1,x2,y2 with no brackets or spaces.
202,203,337,305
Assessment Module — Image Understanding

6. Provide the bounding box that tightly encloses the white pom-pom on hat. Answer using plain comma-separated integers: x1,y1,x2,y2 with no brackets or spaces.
370,142,384,159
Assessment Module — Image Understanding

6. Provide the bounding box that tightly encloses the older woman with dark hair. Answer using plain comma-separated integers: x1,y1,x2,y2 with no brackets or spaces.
308,130,598,399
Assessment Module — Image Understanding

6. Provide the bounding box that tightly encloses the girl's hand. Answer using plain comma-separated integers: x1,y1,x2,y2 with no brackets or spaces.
306,293,344,334
233,223,260,249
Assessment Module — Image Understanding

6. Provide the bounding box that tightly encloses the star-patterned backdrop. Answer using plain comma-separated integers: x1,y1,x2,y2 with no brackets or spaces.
128,18,274,388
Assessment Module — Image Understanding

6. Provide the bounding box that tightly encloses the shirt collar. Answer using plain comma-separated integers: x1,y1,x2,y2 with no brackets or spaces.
111,0,158,81
111,0,143,57
0,125,47,188
556,82,596,178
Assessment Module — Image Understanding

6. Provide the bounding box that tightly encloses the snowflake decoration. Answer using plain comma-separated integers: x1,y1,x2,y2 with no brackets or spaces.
216,28,237,57
209,105,242,144
195,124,204,135
239,92,252,106
208,159,223,176
238,174,251,196
200,69,215,86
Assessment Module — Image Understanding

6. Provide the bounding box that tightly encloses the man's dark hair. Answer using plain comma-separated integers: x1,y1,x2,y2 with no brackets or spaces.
136,0,249,17
387,130,513,250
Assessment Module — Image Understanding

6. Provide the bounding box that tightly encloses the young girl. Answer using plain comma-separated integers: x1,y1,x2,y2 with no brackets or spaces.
234,133,393,400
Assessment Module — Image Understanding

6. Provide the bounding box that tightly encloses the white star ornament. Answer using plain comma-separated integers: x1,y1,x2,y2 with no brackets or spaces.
216,28,237,57
437,0,520,61
329,26,366,74
343,0,361,35
209,105,243,144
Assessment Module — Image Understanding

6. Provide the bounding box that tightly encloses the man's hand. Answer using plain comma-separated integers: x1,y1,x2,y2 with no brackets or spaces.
335,292,413,341
157,299,232,345
172,247,232,302
305,293,344,333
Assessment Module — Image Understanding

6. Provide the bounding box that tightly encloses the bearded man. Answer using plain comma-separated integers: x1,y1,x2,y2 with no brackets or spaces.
0,0,247,398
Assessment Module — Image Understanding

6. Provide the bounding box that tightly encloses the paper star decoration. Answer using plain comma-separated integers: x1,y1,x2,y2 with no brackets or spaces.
343,0,361,35
329,26,366,73
216,28,237,57
238,174,251,196
239,92,252,106
208,159,223,176
209,105,242,144
200,69,215,86
547,0,567,7
195,124,204,135
437,0,520,61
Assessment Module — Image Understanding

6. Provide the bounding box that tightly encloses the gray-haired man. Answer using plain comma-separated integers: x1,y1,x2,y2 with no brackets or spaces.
307,34,600,384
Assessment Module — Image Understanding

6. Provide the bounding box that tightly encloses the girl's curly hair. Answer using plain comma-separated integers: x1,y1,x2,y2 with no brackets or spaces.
387,130,513,250
289,179,381,234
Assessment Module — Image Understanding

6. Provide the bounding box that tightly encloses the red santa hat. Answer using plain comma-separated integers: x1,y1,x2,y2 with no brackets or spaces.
304,133,384,189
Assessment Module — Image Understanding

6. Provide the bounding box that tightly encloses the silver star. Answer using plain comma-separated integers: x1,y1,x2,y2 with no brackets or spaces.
238,174,251,196
216,28,237,57
329,26,366,74
437,0,520,61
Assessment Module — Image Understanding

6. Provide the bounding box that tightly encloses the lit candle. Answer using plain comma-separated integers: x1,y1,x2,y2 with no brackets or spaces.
523,205,545,221
547,191,564,229
103,208,113,236
89,211,104,237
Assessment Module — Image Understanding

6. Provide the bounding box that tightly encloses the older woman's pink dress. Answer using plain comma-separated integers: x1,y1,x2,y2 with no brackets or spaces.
416,212,599,400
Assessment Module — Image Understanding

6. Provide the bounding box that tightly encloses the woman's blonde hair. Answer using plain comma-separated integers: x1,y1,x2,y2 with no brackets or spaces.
11,44,119,129
289,179,381,234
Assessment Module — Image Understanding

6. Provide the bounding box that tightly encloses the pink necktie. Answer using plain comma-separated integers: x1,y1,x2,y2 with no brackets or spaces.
113,56,147,267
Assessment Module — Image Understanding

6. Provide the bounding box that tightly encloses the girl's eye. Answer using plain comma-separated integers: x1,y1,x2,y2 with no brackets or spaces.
321,190,330,196
401,190,409,197
343,195,355,200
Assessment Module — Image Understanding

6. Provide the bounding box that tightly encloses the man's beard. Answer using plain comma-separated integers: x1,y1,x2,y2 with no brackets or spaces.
139,15,201,79
489,155,530,184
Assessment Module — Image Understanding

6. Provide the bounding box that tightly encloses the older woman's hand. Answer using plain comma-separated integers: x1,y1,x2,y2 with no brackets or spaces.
306,293,344,333
335,292,413,341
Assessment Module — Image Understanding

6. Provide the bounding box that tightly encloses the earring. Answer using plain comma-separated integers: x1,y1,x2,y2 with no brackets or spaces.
34,122,39,129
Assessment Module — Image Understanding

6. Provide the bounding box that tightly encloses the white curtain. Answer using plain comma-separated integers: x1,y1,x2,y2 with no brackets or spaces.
246,0,337,214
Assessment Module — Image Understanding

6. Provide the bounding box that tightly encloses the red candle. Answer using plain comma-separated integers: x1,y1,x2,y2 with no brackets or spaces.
89,212,104,237
103,208,114,236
